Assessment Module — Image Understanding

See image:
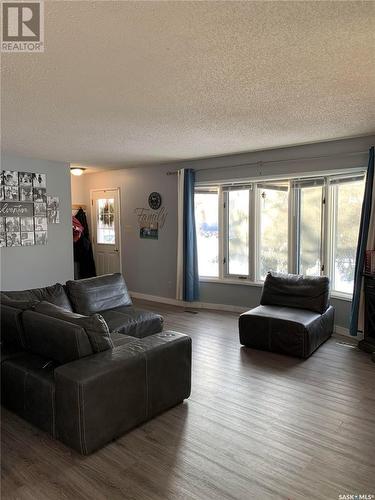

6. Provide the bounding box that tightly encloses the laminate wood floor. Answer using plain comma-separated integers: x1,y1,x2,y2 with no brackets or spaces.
2,301,375,500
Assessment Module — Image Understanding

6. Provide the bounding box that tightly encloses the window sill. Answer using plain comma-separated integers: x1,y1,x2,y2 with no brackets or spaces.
199,277,264,287
330,291,353,302
200,277,353,302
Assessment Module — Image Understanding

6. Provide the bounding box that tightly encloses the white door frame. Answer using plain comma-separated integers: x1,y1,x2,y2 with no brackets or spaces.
90,187,123,275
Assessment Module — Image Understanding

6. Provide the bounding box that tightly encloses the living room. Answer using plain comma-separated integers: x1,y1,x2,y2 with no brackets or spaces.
1,1,375,499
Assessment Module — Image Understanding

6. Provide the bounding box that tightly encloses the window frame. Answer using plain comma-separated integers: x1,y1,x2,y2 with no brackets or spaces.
326,174,366,295
255,181,290,281
194,186,220,279
222,184,253,281
195,169,366,298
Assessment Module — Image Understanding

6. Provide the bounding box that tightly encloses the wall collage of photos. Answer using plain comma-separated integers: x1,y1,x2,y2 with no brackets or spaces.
0,170,60,248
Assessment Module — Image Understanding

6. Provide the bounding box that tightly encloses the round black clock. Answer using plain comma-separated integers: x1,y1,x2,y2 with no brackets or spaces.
148,192,162,210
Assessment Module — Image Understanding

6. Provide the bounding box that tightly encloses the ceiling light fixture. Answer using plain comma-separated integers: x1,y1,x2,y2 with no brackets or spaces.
70,168,86,176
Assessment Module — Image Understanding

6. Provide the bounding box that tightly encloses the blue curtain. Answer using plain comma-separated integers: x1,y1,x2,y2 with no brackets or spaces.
349,146,374,336
183,169,200,301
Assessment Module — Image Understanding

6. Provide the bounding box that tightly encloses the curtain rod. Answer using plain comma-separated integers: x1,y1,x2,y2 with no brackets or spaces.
166,150,368,175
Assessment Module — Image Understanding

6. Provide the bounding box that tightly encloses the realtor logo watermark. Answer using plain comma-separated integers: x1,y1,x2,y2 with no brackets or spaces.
1,1,44,52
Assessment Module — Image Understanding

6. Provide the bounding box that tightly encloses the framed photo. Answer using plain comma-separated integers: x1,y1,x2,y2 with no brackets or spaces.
6,217,20,232
35,231,47,245
34,216,47,231
0,232,5,247
20,185,33,202
3,170,19,186
140,222,158,240
21,232,35,246
4,185,19,201
0,186,3,201
6,232,21,247
33,187,47,202
20,217,34,232
47,196,60,223
34,202,47,216
33,173,46,188
19,172,33,186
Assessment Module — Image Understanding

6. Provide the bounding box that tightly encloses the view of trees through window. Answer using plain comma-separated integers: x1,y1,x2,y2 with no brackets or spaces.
227,190,249,275
259,187,288,280
194,174,365,295
299,186,322,276
195,191,219,277
333,180,365,293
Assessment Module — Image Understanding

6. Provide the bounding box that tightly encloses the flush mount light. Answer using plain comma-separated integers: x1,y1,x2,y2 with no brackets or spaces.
70,168,86,176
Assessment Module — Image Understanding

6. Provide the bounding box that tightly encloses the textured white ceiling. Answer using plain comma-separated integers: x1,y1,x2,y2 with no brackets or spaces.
2,1,375,169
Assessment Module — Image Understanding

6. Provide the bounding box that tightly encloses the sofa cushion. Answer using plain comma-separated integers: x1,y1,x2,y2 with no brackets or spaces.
0,297,39,310
0,283,73,312
260,272,330,314
101,306,163,338
110,332,138,348
239,305,335,358
22,310,94,364
66,273,132,315
35,301,114,353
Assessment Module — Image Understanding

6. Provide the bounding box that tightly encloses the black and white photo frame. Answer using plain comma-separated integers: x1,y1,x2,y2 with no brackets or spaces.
0,170,59,247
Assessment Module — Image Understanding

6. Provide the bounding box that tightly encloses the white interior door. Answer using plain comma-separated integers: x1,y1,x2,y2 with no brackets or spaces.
91,189,121,276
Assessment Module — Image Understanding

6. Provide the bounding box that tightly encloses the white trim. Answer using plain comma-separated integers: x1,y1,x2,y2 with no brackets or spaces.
334,325,363,341
199,277,264,287
331,291,353,302
89,187,122,275
130,291,247,313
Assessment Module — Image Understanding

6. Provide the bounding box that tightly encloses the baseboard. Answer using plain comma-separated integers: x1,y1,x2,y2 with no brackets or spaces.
334,325,364,341
129,291,247,313
130,291,363,340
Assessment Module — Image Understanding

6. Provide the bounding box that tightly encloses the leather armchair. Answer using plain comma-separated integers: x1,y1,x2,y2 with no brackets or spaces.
239,272,335,358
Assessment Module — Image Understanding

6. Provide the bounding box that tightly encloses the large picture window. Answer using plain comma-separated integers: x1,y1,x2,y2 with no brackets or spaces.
195,172,365,297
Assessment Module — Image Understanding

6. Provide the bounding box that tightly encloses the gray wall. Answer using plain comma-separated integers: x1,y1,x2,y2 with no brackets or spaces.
72,135,375,329
1,153,74,290
199,282,351,330
71,164,178,299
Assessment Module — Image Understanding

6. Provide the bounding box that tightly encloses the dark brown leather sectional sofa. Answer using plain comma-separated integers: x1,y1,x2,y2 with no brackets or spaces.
1,273,191,454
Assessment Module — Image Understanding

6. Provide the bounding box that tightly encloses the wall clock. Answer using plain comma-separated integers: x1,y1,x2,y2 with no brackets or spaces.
148,192,162,210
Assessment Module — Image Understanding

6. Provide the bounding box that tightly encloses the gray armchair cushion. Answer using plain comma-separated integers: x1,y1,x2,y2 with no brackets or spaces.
260,272,330,314
0,283,72,312
34,301,114,353
66,273,132,315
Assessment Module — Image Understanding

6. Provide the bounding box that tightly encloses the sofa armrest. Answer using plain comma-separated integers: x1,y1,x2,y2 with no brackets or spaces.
0,304,25,348
54,331,191,454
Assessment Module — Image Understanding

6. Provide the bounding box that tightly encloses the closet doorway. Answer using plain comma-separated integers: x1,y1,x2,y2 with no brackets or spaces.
90,188,122,276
